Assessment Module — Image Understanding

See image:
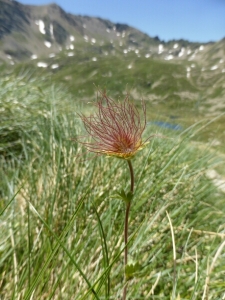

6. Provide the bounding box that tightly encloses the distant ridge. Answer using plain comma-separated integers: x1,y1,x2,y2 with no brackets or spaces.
0,0,224,69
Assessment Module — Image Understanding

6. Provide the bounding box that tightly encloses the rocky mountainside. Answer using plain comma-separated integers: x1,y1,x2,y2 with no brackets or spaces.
0,0,161,61
1,0,224,70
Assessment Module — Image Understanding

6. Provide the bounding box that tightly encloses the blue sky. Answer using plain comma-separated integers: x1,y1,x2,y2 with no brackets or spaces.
18,0,225,43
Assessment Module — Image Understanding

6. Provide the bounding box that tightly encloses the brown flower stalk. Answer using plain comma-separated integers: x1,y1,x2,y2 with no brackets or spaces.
78,92,147,159
78,91,147,300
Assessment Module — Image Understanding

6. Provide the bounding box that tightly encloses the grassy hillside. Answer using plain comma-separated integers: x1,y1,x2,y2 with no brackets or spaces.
1,72,225,299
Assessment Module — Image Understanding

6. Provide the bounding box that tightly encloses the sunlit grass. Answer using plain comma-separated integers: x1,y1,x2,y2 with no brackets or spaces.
1,74,225,299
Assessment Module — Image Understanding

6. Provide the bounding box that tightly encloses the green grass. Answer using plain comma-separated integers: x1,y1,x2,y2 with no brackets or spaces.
1,73,225,299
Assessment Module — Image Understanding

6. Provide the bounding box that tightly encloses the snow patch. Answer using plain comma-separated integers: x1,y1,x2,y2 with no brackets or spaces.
36,20,46,35
92,57,97,61
91,38,96,44
178,48,185,57
210,65,218,71
158,44,164,54
49,53,55,58
70,35,75,42
51,64,59,69
173,43,179,49
164,55,174,60
31,54,37,60
37,62,48,68
44,41,51,48
199,45,204,51
50,24,54,39
68,52,74,57
145,53,151,58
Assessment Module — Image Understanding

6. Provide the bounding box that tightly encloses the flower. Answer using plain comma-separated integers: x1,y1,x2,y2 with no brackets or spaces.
79,92,147,159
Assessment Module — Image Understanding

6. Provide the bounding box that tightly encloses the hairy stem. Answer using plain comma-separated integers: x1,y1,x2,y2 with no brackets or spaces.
122,160,134,300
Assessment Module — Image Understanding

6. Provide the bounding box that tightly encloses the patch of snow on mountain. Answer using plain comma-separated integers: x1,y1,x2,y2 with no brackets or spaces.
37,62,48,68
68,52,74,57
178,48,185,57
173,43,178,49
186,67,191,78
210,65,218,70
31,54,37,60
44,41,51,48
70,36,75,42
164,55,173,60
51,64,59,69
36,20,46,35
50,24,54,39
49,53,55,58
158,44,164,54
199,45,204,51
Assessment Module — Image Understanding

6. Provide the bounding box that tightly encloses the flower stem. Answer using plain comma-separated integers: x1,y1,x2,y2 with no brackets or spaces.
123,160,134,300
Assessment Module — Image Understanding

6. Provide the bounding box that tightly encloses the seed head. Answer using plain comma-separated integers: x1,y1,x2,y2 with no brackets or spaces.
79,92,147,159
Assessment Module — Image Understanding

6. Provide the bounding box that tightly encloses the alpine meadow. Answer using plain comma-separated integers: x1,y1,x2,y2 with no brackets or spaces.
1,0,225,299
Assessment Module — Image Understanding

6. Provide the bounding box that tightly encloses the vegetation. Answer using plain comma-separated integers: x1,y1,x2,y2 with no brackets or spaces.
0,69,225,299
